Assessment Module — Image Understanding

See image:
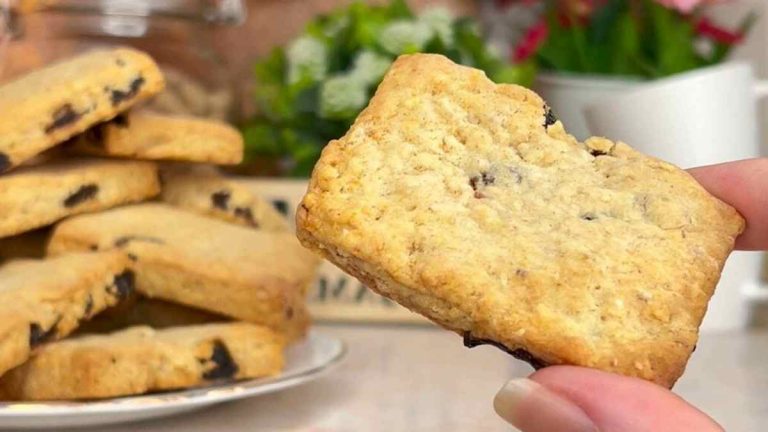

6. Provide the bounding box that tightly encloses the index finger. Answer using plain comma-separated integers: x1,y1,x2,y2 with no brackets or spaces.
687,158,768,251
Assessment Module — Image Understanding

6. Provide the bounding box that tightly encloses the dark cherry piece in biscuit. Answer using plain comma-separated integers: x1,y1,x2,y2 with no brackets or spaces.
110,76,146,106
45,104,83,134
202,340,240,380
63,184,100,208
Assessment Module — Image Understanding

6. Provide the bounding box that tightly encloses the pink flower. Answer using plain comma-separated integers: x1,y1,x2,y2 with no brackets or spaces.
695,18,744,44
513,20,548,63
654,0,721,14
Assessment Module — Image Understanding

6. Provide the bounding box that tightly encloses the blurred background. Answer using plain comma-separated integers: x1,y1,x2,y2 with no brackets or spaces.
3,0,767,330
6,0,768,348
2,1,768,431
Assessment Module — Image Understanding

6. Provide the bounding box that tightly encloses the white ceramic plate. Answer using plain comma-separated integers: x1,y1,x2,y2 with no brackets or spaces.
0,331,346,430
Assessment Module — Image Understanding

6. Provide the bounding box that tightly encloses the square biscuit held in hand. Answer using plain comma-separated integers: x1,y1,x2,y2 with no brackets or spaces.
296,54,744,388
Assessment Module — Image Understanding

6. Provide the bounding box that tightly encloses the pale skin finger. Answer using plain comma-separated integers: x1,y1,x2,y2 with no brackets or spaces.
688,158,768,250
495,367,724,432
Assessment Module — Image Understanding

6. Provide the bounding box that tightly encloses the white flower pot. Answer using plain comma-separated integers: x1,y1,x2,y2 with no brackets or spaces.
534,72,642,140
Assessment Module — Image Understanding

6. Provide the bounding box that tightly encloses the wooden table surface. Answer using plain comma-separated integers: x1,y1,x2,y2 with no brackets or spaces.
66,325,768,432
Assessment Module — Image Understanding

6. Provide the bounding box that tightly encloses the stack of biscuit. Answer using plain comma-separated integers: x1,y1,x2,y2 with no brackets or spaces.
0,48,320,401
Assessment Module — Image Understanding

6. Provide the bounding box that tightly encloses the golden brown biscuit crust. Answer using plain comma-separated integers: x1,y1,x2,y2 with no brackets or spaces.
160,165,289,231
0,48,164,172
297,54,744,387
0,251,134,377
0,323,284,400
69,112,243,165
48,203,317,340
0,158,160,238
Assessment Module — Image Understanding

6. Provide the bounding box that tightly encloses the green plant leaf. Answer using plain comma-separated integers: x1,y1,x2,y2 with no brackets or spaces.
348,1,388,50
588,0,626,45
492,62,537,87
284,133,324,177
647,0,699,76
387,0,414,19
454,18,495,70
610,12,642,75
247,0,530,177
537,13,581,72
253,47,286,86
242,121,281,157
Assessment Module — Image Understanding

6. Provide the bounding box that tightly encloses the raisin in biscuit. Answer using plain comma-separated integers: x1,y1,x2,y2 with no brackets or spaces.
0,323,284,400
160,165,289,231
0,158,160,238
68,112,243,164
48,203,318,341
0,48,164,172
296,54,744,388
0,251,134,377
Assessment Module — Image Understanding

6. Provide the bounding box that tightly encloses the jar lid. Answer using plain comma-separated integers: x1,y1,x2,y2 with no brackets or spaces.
14,0,246,25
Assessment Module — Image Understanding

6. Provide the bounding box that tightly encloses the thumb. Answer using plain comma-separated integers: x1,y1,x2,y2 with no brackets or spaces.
494,366,723,432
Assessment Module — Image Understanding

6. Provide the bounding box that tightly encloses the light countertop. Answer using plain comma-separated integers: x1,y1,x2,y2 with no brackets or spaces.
70,325,768,432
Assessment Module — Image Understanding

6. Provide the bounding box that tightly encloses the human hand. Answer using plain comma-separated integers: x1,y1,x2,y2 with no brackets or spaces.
493,158,768,432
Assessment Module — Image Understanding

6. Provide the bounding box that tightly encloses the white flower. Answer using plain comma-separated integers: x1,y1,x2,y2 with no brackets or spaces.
286,36,328,85
378,20,434,55
419,7,454,45
321,15,350,39
350,50,392,85
319,74,368,120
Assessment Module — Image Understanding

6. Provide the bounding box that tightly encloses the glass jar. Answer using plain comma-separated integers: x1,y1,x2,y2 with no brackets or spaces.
6,0,245,121
0,1,9,72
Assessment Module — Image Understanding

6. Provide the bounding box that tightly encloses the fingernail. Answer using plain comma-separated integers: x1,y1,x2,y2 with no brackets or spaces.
494,378,598,432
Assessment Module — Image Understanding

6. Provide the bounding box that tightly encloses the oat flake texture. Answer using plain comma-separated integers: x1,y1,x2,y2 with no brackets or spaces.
297,54,744,388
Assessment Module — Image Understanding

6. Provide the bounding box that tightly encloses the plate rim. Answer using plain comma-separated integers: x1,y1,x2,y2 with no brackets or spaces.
0,330,346,416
